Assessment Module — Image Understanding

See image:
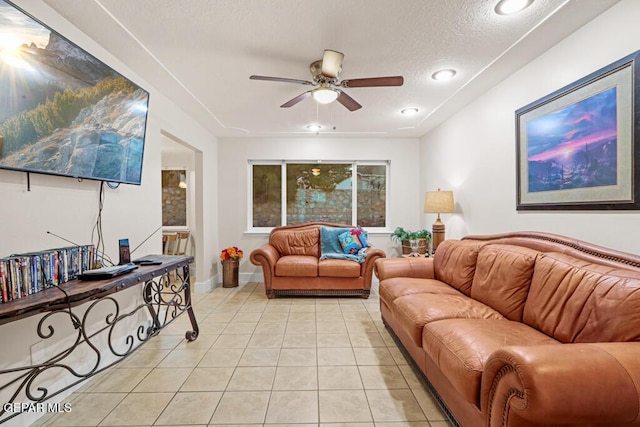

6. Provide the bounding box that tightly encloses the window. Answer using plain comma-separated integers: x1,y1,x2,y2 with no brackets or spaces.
162,169,187,226
249,161,388,231
252,164,281,227
356,164,387,227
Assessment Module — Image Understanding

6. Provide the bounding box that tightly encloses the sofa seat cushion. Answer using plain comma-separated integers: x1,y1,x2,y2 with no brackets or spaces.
318,259,361,278
391,293,504,347
379,278,462,306
275,255,318,277
422,319,560,406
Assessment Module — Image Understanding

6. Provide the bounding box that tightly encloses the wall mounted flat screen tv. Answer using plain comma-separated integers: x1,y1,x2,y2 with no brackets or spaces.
0,0,149,185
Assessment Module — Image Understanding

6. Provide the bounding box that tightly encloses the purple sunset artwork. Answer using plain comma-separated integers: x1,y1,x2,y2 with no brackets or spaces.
527,87,617,193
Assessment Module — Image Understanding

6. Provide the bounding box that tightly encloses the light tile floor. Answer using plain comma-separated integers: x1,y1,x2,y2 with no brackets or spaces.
41,282,453,427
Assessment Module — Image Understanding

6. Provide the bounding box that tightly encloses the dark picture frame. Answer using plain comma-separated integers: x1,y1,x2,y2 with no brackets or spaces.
516,50,640,210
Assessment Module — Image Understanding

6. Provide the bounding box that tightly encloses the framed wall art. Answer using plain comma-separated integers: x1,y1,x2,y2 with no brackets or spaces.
516,50,640,210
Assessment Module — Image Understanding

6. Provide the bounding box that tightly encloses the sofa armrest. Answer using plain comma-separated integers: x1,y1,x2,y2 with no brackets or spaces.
482,343,640,427
250,244,281,296
374,257,435,281
360,247,386,291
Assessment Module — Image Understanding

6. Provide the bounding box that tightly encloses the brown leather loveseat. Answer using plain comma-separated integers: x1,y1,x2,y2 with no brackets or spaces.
375,232,640,427
250,222,385,298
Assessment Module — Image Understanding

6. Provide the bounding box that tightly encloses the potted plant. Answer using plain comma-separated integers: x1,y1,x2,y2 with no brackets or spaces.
220,246,243,288
390,227,432,255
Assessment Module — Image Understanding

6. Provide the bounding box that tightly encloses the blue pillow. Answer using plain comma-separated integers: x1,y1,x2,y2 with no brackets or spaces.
320,226,351,254
338,229,369,255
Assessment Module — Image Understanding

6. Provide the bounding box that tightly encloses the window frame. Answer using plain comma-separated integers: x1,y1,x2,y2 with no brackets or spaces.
247,160,389,233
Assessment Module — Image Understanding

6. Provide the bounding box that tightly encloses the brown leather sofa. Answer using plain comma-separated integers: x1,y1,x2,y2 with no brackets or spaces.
250,222,385,298
375,232,640,427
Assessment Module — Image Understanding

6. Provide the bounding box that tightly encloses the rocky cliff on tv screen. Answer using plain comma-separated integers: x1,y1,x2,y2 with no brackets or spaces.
0,0,149,185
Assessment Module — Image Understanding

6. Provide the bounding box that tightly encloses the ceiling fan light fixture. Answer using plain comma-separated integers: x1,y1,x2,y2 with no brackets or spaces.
401,107,419,116
432,69,457,81
494,0,533,15
252,49,402,112
312,87,339,104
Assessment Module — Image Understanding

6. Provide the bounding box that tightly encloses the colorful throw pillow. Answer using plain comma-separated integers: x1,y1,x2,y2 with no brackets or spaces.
338,228,369,255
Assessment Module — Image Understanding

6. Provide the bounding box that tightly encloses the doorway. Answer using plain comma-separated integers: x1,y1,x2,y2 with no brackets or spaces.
160,132,202,283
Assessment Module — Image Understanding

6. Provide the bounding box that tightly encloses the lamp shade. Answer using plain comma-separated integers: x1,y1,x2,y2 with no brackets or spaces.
424,189,454,214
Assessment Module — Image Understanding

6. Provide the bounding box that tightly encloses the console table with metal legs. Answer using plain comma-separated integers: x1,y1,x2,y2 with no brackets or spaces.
0,255,198,425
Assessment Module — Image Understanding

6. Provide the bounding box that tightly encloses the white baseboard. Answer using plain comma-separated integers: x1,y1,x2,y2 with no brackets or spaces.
242,272,263,283
194,273,260,293
194,276,216,293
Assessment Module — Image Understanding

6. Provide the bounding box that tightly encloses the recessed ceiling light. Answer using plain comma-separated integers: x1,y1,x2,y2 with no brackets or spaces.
494,0,533,15
306,124,322,131
401,108,419,116
431,69,456,81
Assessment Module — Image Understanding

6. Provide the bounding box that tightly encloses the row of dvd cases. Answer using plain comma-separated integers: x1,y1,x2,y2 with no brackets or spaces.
0,245,96,303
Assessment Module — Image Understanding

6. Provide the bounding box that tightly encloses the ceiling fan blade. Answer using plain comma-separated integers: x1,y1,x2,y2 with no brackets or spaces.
336,91,362,111
280,91,312,108
321,49,344,78
341,76,404,88
250,75,314,85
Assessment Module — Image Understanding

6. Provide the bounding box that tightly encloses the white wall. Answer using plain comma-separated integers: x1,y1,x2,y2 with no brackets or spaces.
420,0,640,254
217,137,422,281
0,2,218,425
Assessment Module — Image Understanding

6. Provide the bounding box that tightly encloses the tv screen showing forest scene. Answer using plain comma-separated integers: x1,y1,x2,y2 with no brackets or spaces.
0,0,149,185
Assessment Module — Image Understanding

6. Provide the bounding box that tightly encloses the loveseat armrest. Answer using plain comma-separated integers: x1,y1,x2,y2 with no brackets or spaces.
360,247,386,291
374,257,435,281
250,244,281,298
482,343,640,427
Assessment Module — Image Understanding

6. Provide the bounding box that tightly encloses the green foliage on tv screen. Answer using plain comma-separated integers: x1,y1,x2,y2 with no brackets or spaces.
0,77,136,157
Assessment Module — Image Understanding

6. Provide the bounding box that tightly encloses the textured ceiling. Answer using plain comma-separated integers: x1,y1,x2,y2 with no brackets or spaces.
40,0,618,138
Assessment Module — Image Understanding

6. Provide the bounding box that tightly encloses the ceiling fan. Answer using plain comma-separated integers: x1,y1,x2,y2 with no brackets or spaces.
250,49,404,111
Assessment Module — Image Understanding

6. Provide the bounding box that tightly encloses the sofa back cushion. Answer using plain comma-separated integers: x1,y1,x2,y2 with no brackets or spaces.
434,240,485,296
270,228,320,257
471,244,538,321
523,253,640,343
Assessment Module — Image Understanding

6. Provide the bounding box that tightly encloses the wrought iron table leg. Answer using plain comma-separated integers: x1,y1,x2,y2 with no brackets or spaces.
182,264,199,341
143,279,162,336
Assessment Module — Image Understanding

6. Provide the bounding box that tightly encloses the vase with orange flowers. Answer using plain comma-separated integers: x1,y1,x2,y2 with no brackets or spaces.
220,246,243,288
